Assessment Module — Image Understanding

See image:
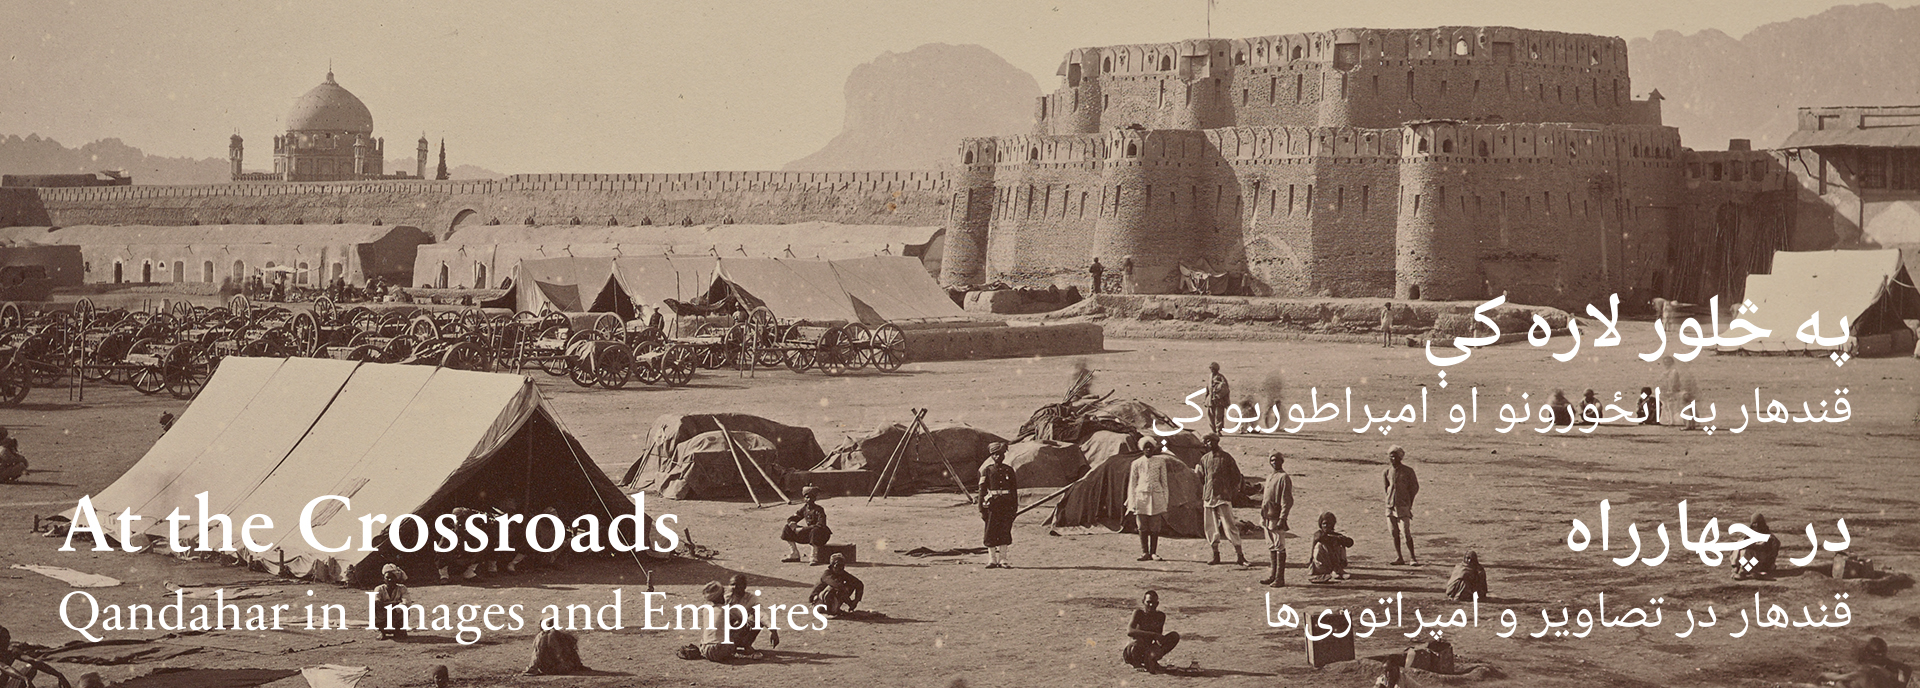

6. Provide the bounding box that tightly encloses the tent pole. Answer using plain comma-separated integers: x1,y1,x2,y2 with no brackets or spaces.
718,427,766,508
1015,475,1087,519
866,409,919,502
879,408,927,500
715,418,791,503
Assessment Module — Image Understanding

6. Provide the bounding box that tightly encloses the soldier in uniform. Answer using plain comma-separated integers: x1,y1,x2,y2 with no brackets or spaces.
978,442,1019,569
781,486,831,564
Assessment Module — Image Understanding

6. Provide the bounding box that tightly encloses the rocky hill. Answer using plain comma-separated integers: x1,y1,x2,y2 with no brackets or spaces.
1631,3,1920,150
784,43,1040,171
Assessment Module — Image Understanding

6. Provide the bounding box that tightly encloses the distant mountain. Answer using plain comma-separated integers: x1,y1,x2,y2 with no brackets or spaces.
0,133,500,184
0,134,229,185
1632,3,1920,150
784,43,1040,171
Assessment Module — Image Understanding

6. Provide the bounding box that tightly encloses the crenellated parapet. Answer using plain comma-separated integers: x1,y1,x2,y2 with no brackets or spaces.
1037,27,1655,136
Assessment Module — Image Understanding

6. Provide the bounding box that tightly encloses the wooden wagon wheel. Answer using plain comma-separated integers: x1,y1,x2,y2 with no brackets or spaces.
816,326,849,376
870,322,906,372
0,364,32,407
1,302,22,330
660,345,695,387
438,341,491,372
633,349,664,385
163,345,209,399
841,323,872,371
407,314,440,340
565,340,602,388
313,296,336,322
595,343,634,390
289,311,320,355
783,347,814,373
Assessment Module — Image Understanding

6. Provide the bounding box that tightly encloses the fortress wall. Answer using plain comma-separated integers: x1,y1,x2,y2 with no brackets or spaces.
23,172,958,239
1040,28,1649,135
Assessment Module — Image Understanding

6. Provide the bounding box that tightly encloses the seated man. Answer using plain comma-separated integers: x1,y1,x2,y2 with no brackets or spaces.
2,624,73,688
1731,513,1782,581
1122,590,1180,674
1445,551,1488,602
1821,637,1911,688
726,574,778,659
524,629,589,675
781,486,832,564
373,564,410,640
696,582,736,662
1307,512,1354,584
437,507,490,582
809,553,864,617
0,437,27,483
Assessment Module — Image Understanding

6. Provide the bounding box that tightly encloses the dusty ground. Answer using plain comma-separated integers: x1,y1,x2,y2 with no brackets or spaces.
2,325,1916,687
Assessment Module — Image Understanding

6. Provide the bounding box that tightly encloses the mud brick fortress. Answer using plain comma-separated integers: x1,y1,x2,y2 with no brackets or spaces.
6,27,1896,311
943,28,1823,309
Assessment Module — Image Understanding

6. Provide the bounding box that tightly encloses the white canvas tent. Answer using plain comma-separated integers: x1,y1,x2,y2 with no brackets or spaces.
1723,249,1920,354
83,357,631,585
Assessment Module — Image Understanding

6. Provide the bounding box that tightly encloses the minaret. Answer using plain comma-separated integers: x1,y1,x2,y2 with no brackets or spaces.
352,134,370,177
228,134,244,180
416,134,429,179
435,139,449,180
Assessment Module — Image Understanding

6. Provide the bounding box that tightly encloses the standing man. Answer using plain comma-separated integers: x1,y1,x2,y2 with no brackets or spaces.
1205,362,1230,435
1380,301,1396,348
1260,451,1294,587
978,442,1018,569
1089,258,1105,295
1197,435,1246,567
1126,437,1173,561
1384,445,1420,566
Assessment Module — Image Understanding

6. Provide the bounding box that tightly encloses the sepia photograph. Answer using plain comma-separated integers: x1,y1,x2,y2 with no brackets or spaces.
2,1,1917,686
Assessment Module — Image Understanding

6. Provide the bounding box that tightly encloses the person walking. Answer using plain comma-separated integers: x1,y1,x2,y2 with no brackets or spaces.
1260,451,1294,587
1384,445,1420,566
978,442,1018,569
1197,435,1246,567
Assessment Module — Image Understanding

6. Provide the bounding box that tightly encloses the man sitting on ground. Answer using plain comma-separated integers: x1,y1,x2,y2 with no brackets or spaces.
1122,590,1181,674
1,624,73,688
1820,637,1911,688
726,574,778,659
1732,513,1782,581
1445,551,1488,602
1308,512,1354,584
809,553,865,617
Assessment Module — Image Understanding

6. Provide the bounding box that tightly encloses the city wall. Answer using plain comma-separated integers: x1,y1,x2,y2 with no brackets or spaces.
11,171,956,240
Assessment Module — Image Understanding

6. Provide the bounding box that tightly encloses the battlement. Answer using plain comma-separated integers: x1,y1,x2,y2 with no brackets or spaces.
1039,26,1654,135
1065,27,1626,78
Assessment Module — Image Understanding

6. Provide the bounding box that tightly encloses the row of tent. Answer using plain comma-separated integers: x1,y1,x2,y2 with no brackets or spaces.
499,255,969,325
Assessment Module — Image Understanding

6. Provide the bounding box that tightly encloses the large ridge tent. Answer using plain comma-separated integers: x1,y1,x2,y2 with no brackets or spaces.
83,357,631,585
1722,249,1920,354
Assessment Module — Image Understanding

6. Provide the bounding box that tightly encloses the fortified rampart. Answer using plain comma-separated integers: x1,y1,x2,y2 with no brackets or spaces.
1038,28,1659,135
11,171,956,240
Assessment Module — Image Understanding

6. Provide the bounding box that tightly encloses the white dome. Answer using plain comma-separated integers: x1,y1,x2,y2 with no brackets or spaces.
285,72,373,133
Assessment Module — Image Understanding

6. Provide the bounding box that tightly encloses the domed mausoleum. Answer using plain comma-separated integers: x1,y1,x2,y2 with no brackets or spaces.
230,72,432,182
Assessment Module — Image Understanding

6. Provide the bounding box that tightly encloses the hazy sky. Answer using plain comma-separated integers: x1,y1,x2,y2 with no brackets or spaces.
3,0,1909,173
